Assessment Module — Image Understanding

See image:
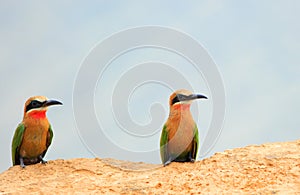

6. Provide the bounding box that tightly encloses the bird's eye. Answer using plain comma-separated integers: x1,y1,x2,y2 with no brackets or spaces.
30,100,41,108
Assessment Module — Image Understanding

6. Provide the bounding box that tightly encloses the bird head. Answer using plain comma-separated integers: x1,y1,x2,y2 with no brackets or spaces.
24,96,62,118
169,89,207,110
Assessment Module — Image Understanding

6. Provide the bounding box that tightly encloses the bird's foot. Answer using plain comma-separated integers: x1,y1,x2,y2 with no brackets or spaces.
41,159,47,164
19,157,26,168
163,159,172,167
38,155,47,164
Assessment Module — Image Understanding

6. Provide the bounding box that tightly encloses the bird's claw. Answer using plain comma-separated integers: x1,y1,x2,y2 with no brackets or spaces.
39,155,47,164
163,159,172,167
19,157,26,168
41,159,47,164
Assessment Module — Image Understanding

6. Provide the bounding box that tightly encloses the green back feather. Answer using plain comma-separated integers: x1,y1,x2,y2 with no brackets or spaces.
47,125,53,148
192,125,199,159
160,124,169,164
11,123,25,165
41,125,53,158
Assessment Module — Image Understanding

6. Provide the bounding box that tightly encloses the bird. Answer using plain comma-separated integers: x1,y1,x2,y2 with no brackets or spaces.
11,96,62,168
160,89,207,166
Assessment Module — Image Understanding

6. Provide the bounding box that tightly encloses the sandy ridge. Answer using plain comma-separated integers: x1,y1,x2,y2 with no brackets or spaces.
0,140,299,194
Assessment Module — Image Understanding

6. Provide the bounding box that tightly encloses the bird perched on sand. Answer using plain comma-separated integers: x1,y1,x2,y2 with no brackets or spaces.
11,96,62,168
160,89,207,166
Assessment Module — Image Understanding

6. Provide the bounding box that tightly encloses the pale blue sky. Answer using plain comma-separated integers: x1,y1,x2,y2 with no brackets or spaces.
0,1,299,172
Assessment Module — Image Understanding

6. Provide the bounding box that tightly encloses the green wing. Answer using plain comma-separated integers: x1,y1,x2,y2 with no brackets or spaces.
191,125,199,160
41,125,54,158
47,125,53,148
11,123,25,165
160,124,169,164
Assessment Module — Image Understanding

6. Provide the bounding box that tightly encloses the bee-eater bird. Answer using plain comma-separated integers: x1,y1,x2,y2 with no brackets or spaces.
160,89,207,166
11,96,62,168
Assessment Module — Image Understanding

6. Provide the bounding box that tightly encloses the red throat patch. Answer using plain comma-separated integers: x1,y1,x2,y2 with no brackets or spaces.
172,103,191,111
27,110,47,119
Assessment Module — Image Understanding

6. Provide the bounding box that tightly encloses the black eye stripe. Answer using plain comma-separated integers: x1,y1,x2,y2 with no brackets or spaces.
25,100,45,112
171,95,180,105
171,94,188,105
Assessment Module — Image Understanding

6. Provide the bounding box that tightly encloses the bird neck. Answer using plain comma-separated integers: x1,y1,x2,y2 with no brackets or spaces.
25,110,47,119
169,103,192,119
172,103,191,111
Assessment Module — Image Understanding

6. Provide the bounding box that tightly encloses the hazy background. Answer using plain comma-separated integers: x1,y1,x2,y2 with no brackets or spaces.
1,1,299,172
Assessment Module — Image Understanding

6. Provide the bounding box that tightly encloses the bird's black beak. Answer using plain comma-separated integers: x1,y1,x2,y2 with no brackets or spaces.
43,100,63,107
186,94,208,101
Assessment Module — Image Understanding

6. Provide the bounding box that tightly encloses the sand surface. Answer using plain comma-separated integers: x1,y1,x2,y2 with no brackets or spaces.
0,140,299,194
